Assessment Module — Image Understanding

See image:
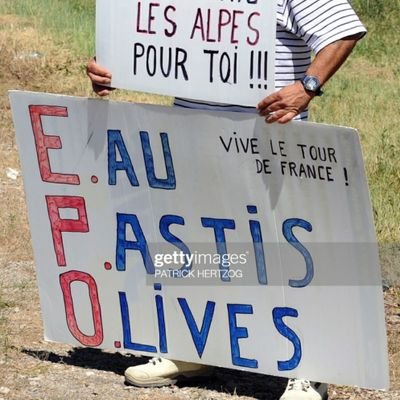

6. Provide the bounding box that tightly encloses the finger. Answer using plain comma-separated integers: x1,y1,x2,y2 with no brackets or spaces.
96,88,110,97
263,101,286,115
257,93,280,111
87,71,112,86
265,109,288,124
277,111,298,124
86,59,112,79
87,58,112,77
92,83,115,96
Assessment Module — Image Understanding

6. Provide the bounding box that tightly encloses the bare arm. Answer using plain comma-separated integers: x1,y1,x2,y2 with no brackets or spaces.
257,35,361,124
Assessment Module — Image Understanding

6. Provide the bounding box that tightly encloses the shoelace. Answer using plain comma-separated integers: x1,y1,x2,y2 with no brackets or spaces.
288,379,311,392
149,357,163,365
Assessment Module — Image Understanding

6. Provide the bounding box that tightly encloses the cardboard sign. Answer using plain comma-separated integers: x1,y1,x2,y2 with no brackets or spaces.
10,90,388,389
96,0,277,106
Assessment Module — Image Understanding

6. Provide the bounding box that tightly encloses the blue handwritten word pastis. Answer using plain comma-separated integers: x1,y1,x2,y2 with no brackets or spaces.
28,104,310,374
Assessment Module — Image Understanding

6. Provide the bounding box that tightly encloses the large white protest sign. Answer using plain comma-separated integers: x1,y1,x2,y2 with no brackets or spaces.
96,0,276,106
10,91,388,389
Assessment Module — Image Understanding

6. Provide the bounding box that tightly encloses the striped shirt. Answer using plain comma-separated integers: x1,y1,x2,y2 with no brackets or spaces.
174,0,366,120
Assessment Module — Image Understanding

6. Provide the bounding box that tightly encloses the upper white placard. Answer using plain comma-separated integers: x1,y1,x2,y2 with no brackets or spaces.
96,0,277,105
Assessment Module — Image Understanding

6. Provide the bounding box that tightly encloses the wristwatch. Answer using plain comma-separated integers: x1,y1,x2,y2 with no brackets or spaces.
301,76,323,96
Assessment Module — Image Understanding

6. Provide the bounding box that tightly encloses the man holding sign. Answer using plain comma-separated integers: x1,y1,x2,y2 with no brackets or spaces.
87,0,366,398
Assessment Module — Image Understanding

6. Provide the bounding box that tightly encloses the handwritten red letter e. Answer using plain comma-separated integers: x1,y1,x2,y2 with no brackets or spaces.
29,105,80,184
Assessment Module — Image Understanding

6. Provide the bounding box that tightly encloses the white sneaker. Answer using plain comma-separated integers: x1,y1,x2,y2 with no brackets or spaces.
280,379,328,400
124,357,214,387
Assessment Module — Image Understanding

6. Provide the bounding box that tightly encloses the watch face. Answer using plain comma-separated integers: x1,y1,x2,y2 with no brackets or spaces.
303,76,320,92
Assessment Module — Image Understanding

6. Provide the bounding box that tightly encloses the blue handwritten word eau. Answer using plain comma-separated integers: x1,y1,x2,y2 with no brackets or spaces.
108,130,176,189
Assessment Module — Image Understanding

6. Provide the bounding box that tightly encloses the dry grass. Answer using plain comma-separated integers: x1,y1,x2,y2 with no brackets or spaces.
0,15,97,263
0,14,170,263
310,57,400,244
